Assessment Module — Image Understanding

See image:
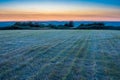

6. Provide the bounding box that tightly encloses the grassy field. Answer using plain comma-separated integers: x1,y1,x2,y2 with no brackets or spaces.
0,30,120,80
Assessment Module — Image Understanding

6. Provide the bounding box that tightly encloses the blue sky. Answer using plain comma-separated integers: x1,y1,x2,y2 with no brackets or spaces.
0,0,120,21
0,0,120,7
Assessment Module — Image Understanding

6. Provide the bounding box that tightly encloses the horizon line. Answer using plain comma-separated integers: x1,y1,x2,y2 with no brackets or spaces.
0,20,120,22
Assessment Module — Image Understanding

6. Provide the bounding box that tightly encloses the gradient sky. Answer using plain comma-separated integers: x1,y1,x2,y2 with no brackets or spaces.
0,0,120,21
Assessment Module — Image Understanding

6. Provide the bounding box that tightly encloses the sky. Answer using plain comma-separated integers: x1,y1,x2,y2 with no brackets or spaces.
0,0,120,21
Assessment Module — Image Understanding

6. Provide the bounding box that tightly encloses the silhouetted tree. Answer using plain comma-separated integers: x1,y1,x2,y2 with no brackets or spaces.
21,22,28,26
77,22,105,29
12,22,22,29
47,24,57,29
80,23,84,26
64,23,69,27
14,22,21,26
68,21,74,27
27,22,34,27
97,22,105,26
34,22,40,27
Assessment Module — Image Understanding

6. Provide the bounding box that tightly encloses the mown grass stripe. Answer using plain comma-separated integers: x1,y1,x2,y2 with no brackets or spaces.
27,34,79,80
47,34,82,80
0,36,70,79
3,34,76,80
62,32,90,80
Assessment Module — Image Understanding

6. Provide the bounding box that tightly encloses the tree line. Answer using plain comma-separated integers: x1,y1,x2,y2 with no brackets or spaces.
0,21,120,30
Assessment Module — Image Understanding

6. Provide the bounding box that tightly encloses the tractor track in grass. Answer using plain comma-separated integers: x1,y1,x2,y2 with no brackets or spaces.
0,35,63,63
27,33,81,80
0,31,46,54
1,32,77,80
0,30,68,54
0,31,64,57
46,34,86,80
0,34,75,80
62,32,91,80
0,30,120,80
0,31,71,61
104,35,120,80
90,31,120,80
0,35,63,69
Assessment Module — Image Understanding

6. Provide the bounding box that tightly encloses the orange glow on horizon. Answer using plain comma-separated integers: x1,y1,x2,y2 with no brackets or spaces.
0,9,120,21
0,13,120,21
0,5,120,21
0,7,120,21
